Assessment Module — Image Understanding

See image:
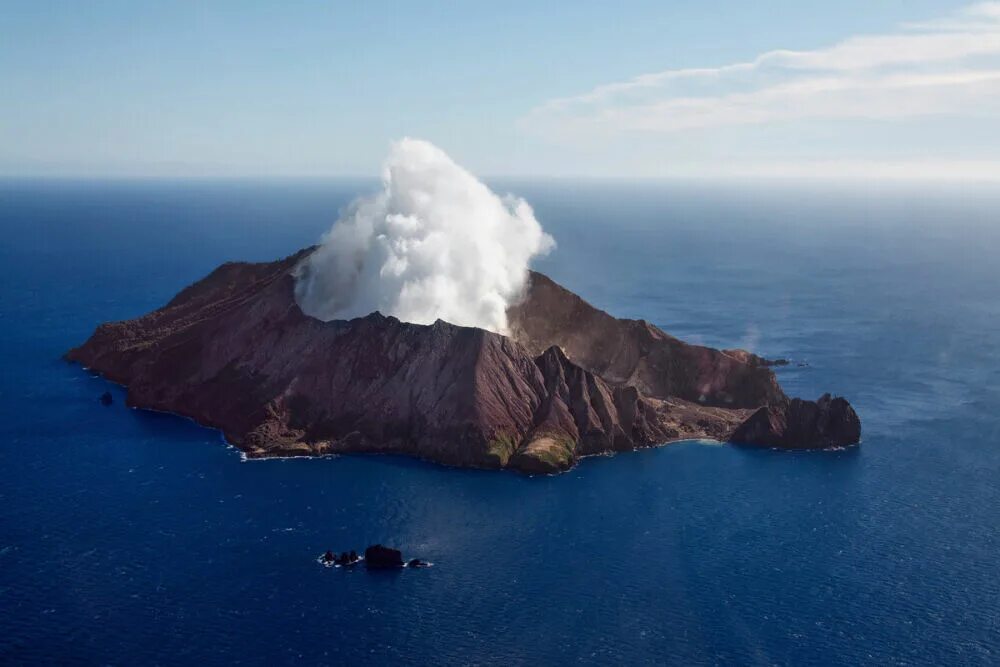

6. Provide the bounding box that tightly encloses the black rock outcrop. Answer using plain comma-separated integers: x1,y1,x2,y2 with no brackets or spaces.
364,544,404,569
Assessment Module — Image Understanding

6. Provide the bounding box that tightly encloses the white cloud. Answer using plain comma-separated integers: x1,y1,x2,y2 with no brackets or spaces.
526,3,1000,137
695,159,1000,182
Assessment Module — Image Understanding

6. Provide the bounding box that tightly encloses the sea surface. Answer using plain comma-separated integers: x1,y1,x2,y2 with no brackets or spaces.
1,179,999,665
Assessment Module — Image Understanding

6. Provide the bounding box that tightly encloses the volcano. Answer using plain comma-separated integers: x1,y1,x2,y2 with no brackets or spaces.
67,248,860,473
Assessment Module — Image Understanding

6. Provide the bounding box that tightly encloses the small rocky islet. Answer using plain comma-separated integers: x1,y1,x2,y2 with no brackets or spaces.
67,246,861,474
319,544,429,569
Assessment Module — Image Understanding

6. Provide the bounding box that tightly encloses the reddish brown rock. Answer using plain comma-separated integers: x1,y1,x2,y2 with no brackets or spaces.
508,272,786,408
730,393,861,450
67,249,860,474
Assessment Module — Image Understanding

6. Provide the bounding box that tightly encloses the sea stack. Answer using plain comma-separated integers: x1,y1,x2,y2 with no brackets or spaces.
364,545,405,569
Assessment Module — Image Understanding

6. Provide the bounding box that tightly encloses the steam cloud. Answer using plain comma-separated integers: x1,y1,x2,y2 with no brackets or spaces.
294,138,554,333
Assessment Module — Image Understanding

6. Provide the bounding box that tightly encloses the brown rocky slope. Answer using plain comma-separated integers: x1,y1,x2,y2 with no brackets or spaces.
66,249,860,473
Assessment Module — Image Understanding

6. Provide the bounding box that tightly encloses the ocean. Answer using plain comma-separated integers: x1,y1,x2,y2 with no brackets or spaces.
1,179,998,665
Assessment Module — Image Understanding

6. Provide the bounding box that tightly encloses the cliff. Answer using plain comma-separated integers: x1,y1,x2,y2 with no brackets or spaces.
67,249,860,473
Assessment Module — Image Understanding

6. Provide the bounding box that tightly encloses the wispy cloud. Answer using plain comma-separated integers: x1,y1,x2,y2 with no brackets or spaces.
526,3,1000,137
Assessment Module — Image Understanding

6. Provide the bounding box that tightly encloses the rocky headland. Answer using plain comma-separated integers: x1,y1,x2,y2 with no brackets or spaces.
67,248,861,473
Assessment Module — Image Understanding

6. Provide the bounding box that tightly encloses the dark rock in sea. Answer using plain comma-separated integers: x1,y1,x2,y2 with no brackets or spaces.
65,247,861,472
364,544,404,569
730,393,861,449
322,550,335,564
407,558,426,568
329,550,360,566
99,391,113,406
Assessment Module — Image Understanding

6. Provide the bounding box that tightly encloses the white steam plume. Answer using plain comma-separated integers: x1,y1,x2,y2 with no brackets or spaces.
294,138,554,334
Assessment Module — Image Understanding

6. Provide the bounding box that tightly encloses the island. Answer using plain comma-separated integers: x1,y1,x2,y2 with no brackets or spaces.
66,247,860,474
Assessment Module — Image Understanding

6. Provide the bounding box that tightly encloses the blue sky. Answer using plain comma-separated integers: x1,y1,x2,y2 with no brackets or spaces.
2,0,997,179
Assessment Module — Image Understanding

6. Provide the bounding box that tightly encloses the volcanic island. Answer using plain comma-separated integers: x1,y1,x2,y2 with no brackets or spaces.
67,247,861,474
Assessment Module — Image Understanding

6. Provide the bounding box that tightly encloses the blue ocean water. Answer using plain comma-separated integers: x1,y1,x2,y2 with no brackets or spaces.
1,179,999,665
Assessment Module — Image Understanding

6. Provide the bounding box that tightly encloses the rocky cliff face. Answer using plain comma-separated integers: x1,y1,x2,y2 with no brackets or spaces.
729,394,862,449
67,249,861,473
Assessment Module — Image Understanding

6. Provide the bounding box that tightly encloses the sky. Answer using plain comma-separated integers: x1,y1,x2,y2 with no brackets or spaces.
2,0,999,180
